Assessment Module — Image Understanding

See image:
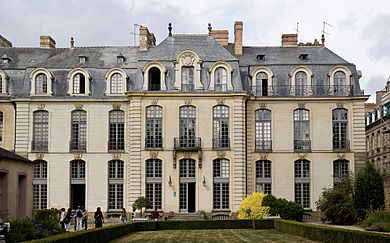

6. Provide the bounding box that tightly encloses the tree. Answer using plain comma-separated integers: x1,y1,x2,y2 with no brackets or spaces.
132,196,151,218
262,194,304,221
238,192,270,220
316,174,358,225
354,162,384,219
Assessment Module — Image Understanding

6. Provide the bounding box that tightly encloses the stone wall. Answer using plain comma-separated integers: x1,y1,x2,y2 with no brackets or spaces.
383,175,390,211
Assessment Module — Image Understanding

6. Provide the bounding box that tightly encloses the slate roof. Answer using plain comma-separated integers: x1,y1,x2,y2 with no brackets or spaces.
0,147,32,163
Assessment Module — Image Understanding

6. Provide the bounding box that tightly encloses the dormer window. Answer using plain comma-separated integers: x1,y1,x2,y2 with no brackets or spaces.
1,55,10,64
256,55,265,61
67,68,91,96
105,68,128,95
79,55,87,63
73,73,86,94
299,54,308,61
117,55,125,64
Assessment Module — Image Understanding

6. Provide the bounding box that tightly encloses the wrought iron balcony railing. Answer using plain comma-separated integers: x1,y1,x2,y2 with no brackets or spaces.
69,140,87,151
255,140,272,151
31,140,48,151
145,137,163,149
181,84,195,92
212,137,230,149
174,137,201,150
148,84,161,91
250,85,353,97
214,84,228,92
108,140,124,151
294,140,311,151
333,139,350,151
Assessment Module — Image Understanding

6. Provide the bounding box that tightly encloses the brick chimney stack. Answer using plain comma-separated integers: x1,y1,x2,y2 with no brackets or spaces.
234,21,243,55
40,36,56,48
281,34,298,46
0,35,12,47
139,26,156,51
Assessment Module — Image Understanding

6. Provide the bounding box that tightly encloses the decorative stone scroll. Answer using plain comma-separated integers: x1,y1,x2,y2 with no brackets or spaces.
184,98,192,105
151,99,158,105
37,104,45,110
337,153,346,160
74,153,82,160
112,153,121,160
297,153,307,160
36,153,44,160
112,104,121,110
150,152,158,159
258,103,267,109
259,153,268,160
184,152,192,159
217,99,225,105
217,151,226,159
297,103,306,109
75,104,83,110
336,102,344,108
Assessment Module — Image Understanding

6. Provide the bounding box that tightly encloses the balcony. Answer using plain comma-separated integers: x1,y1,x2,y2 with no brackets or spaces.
108,140,124,152
333,139,350,151
174,137,201,150
255,140,272,152
214,84,228,92
145,137,163,149
212,137,230,149
251,85,353,97
31,140,48,152
69,140,87,151
294,140,311,151
148,84,161,91
181,84,195,92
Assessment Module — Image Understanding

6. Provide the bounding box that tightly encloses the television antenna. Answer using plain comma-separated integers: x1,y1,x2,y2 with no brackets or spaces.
321,21,332,45
130,23,141,46
294,22,300,35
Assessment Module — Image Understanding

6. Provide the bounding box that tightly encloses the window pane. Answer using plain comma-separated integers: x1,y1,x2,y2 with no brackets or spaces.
110,73,123,94
35,73,47,94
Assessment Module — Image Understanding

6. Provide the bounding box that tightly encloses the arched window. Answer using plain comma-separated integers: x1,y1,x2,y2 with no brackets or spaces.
179,159,196,212
295,71,307,96
0,111,3,142
148,67,161,91
255,109,271,151
70,110,87,151
332,109,348,150
214,67,227,92
256,72,268,96
110,73,123,94
333,159,349,186
181,67,194,91
35,73,48,94
256,160,271,194
33,160,47,209
146,159,162,210
73,73,86,94
108,110,124,151
213,106,229,149
294,159,310,209
108,160,124,210
145,106,162,148
294,109,310,151
32,111,49,151
213,159,230,210
178,106,197,148
334,71,346,96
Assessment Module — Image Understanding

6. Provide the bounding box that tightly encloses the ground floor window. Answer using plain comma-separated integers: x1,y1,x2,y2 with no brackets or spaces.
33,184,47,210
294,183,310,209
213,183,229,210
294,159,310,209
146,183,162,210
108,184,123,210
255,160,271,194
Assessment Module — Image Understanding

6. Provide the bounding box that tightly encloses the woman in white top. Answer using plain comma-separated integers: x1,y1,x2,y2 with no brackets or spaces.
59,208,66,230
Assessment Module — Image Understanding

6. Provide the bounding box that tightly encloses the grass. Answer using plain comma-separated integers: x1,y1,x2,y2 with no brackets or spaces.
110,229,319,243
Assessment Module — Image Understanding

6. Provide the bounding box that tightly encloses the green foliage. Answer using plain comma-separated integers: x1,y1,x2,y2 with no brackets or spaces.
238,192,270,220
262,194,278,216
354,162,384,219
132,197,151,218
274,199,304,221
316,174,358,225
274,219,390,243
361,211,390,228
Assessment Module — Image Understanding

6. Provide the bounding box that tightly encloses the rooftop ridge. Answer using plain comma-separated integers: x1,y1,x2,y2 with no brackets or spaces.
173,34,208,36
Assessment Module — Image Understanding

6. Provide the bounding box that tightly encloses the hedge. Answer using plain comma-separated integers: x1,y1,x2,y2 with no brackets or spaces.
274,219,390,243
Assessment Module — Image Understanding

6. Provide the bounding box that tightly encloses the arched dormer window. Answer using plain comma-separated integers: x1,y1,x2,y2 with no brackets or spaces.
289,66,312,96
251,67,274,96
105,68,128,95
174,50,203,91
0,70,9,94
67,68,91,96
29,68,53,96
142,62,167,91
328,66,352,96
208,62,233,91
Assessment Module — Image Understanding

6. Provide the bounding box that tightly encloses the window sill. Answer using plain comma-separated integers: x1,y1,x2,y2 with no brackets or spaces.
211,210,231,213
212,147,230,151
254,149,272,152
145,147,163,150
108,150,125,153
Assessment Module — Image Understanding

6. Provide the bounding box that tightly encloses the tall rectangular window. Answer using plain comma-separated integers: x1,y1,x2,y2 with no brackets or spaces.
0,112,3,142
70,110,87,151
332,109,348,150
33,160,47,210
145,159,162,210
32,111,49,151
145,106,162,148
179,106,196,148
109,110,124,151
294,109,310,151
255,109,271,151
108,160,124,210
256,160,271,194
181,67,194,91
294,159,310,209
333,160,349,186
213,159,230,210
213,106,229,148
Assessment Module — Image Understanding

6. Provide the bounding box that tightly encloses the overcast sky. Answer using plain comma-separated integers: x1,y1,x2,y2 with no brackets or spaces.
1,0,389,102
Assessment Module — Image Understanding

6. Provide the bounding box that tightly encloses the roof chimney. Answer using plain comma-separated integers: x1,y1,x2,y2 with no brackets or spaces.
139,26,156,51
234,21,243,55
40,36,56,48
208,23,229,46
0,35,12,48
281,34,297,46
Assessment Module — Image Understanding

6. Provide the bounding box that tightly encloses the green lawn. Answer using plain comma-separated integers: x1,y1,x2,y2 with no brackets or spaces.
110,229,319,243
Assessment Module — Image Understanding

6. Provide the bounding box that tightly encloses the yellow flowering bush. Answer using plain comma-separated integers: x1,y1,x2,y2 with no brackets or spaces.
238,192,270,220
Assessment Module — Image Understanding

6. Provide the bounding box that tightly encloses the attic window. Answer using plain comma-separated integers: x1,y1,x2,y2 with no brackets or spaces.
1,55,10,64
117,55,125,63
256,55,265,61
299,54,308,61
79,55,87,63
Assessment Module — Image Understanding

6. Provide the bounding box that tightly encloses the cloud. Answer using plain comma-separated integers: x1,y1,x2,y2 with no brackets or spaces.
362,13,390,62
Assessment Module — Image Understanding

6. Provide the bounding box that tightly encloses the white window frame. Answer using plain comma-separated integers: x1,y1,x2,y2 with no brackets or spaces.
29,68,53,96
142,62,167,91
0,70,9,94
105,68,128,95
33,160,47,210
250,67,274,96
108,160,124,210
289,66,313,96
67,68,91,96
173,50,203,90
208,61,233,91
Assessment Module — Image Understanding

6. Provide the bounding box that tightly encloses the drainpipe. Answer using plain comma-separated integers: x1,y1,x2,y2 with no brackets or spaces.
12,101,16,152
245,65,250,196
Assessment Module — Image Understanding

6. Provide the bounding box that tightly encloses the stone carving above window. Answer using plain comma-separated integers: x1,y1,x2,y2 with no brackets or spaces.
217,151,226,159
180,53,196,67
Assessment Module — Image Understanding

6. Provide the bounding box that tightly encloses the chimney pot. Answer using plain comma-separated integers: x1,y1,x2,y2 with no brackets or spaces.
40,36,56,48
139,26,156,51
234,21,243,55
281,34,297,46
0,35,12,48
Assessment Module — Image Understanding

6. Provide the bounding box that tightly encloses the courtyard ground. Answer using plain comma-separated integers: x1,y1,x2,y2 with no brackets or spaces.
110,229,319,243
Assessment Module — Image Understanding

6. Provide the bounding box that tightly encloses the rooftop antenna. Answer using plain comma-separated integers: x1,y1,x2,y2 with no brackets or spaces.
294,22,300,42
130,23,141,46
322,21,332,45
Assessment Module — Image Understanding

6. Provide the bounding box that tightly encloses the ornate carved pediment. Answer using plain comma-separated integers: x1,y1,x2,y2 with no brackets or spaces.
217,151,226,159
180,52,196,67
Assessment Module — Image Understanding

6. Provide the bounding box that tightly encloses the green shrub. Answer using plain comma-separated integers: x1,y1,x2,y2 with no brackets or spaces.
261,195,303,221
262,194,278,216
361,211,390,228
316,174,358,225
132,196,151,217
354,162,384,219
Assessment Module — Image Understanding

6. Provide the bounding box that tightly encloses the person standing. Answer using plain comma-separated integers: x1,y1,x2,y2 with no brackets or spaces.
65,208,72,232
152,207,160,221
94,207,104,228
82,206,88,230
76,206,83,231
59,208,66,230
132,208,137,222
121,208,127,223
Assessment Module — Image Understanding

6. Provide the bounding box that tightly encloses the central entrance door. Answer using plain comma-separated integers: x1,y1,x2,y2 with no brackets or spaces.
179,159,196,213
